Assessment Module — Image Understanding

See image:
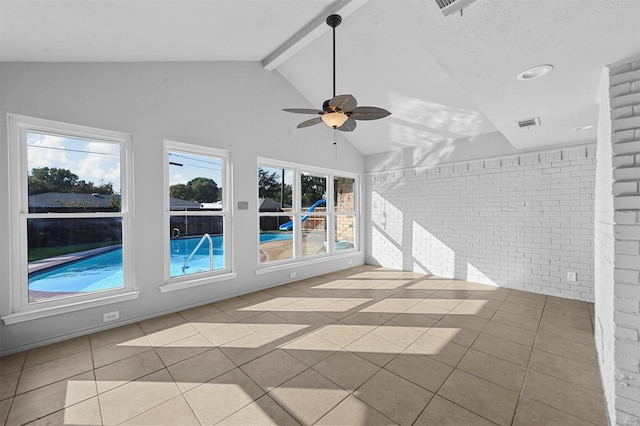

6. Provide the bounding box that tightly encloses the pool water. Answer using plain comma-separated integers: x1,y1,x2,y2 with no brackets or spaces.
29,249,124,293
29,233,293,294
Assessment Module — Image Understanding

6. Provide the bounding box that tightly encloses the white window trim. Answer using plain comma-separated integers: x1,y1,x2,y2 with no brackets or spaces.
160,140,233,291
257,158,359,270
3,114,137,324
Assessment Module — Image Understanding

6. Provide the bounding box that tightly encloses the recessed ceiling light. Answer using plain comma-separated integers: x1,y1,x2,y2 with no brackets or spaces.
517,64,554,81
574,124,595,131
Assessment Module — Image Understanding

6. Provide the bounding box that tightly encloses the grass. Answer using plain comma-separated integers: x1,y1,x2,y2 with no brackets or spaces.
28,241,120,262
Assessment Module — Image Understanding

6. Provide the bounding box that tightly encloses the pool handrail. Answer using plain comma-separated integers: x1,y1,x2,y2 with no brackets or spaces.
182,233,213,274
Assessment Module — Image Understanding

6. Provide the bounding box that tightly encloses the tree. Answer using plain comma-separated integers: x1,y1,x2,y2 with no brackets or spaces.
189,177,219,203
169,177,219,203
28,167,115,195
258,168,281,200
301,175,326,207
258,168,292,207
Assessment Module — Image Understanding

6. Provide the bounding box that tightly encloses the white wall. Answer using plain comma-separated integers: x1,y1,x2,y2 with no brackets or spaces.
365,143,597,301
594,66,617,424
599,59,640,425
0,62,365,355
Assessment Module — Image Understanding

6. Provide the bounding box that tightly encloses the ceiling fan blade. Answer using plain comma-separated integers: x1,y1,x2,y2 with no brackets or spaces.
327,94,357,112
297,117,323,128
283,108,323,115
337,118,357,132
350,106,391,121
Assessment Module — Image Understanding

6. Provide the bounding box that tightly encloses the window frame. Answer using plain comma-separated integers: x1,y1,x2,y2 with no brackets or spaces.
3,114,138,324
161,140,234,292
257,158,359,269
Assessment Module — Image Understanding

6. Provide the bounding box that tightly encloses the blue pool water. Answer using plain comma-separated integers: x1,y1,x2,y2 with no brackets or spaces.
29,233,293,293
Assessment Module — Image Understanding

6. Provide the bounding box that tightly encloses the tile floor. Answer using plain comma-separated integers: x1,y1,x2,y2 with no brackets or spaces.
0,265,607,425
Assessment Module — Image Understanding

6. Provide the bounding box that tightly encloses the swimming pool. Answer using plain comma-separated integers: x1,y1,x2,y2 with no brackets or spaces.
29,233,293,294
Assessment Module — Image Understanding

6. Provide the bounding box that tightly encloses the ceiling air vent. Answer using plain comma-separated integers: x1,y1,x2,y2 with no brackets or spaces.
517,117,541,128
435,0,478,16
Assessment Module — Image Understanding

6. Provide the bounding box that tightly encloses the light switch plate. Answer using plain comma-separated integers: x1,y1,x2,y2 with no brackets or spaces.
237,201,248,210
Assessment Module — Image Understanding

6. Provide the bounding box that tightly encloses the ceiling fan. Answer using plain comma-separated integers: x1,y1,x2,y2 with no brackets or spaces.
283,14,391,132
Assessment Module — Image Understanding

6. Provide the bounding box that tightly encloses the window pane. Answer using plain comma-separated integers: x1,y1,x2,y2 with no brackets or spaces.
28,217,123,302
258,166,293,212
335,215,356,251
27,132,121,213
334,177,355,213
302,214,327,257
259,215,294,263
169,151,223,210
301,172,326,210
169,215,224,277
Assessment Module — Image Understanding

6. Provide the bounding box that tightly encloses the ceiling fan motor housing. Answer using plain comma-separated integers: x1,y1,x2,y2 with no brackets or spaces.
326,14,342,28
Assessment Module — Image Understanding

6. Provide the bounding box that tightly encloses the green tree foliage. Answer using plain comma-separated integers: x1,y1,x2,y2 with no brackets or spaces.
258,168,292,207
28,167,114,195
301,174,326,207
169,177,219,203
258,168,280,200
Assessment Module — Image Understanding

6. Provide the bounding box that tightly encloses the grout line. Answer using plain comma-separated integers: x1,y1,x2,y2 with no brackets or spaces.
508,293,546,426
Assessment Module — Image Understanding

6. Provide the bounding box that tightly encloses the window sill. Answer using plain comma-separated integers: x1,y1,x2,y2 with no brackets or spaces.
255,250,360,275
160,272,238,293
2,291,141,325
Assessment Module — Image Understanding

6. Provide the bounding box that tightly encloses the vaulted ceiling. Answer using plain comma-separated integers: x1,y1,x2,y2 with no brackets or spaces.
2,0,639,156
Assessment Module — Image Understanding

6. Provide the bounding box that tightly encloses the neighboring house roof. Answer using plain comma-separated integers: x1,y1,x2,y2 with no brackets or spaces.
28,193,200,209
28,192,117,209
259,198,284,211
169,197,200,209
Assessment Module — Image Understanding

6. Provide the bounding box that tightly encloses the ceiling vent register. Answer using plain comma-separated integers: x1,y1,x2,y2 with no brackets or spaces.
435,0,478,16
517,117,541,128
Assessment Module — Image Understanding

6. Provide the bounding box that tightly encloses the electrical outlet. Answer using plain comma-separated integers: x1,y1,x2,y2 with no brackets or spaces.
289,272,296,279
348,260,353,265
103,311,120,322
567,272,577,282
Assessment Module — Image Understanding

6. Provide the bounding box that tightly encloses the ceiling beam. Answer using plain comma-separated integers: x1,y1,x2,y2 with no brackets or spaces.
262,0,369,71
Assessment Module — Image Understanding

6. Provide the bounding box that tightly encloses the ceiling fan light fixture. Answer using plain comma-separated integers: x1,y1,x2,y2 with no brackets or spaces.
322,111,348,128
517,64,554,81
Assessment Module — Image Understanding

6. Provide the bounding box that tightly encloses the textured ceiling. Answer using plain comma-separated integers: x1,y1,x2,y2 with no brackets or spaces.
1,0,639,156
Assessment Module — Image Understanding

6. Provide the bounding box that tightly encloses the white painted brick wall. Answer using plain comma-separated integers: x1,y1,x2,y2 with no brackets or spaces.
609,59,640,426
365,145,596,301
595,64,617,425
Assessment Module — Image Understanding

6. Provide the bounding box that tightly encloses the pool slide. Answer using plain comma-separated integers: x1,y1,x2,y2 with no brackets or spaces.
278,199,326,231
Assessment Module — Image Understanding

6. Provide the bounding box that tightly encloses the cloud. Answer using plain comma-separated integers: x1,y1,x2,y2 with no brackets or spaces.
27,134,71,170
27,135,122,190
75,141,121,186
170,174,188,185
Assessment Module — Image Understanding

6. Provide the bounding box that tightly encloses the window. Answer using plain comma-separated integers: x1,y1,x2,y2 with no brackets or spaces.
258,165,294,263
164,141,231,285
300,171,328,258
258,160,358,266
334,176,357,251
5,115,136,320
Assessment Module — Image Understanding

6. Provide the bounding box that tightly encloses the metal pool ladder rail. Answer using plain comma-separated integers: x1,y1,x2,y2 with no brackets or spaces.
182,233,213,274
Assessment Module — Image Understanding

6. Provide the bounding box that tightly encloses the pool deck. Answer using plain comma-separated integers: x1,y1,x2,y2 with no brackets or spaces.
28,245,122,274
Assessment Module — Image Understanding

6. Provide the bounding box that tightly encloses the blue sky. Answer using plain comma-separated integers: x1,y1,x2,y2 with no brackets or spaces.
27,132,122,193
26,133,226,194
168,152,222,187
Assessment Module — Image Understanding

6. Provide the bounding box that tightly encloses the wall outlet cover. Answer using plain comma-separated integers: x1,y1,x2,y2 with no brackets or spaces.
103,311,120,322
